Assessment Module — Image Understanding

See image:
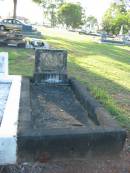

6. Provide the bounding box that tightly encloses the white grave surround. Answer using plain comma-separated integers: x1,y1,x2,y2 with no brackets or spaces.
0,52,22,164
0,52,8,78
0,75,22,165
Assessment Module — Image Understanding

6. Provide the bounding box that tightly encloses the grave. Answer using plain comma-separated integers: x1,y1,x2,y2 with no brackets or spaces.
0,52,21,165
0,30,48,49
17,49,126,163
26,38,49,49
22,30,42,38
0,30,26,47
100,33,124,45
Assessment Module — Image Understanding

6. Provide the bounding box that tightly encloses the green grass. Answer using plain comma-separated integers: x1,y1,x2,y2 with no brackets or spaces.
42,28,130,129
1,28,130,130
0,47,34,76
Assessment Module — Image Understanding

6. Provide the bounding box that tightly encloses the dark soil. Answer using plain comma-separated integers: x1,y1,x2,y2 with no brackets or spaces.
30,83,92,129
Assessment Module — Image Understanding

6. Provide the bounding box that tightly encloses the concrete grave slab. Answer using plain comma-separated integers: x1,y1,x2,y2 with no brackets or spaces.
17,49,126,162
0,76,21,165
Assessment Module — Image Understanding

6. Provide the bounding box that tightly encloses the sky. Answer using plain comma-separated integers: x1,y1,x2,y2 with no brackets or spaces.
69,0,114,21
0,0,114,23
0,0,43,23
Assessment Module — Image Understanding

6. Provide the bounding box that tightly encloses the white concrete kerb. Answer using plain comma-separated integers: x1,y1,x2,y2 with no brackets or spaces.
0,75,21,165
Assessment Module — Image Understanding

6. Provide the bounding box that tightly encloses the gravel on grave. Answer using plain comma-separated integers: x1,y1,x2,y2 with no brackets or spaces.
0,83,11,122
30,83,90,129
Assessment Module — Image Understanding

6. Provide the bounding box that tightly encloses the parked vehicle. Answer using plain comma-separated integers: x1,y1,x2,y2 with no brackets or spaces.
0,18,32,32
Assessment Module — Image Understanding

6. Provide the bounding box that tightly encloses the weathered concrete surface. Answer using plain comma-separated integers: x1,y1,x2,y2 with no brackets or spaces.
30,83,89,128
0,76,21,165
18,127,126,162
17,77,126,162
69,78,123,128
0,82,11,122
0,31,25,47
18,78,31,135
18,78,91,134
33,49,68,83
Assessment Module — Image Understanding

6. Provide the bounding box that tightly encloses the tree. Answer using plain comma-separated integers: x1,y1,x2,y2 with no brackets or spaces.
86,16,98,28
57,3,84,29
87,16,97,25
85,16,98,32
0,0,17,18
33,0,63,3
33,0,42,3
33,0,64,27
121,0,130,9
47,3,57,27
102,1,129,34
13,0,17,18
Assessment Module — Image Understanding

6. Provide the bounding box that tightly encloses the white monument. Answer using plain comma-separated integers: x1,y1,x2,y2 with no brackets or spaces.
0,52,8,77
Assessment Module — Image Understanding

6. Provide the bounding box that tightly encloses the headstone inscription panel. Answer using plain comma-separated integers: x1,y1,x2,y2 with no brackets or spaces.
0,52,8,77
34,49,68,83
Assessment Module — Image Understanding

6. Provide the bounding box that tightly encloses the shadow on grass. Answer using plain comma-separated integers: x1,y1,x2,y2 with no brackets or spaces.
45,35,130,129
68,60,130,129
1,42,130,129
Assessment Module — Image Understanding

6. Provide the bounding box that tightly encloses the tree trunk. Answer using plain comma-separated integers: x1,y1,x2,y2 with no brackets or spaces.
13,0,17,19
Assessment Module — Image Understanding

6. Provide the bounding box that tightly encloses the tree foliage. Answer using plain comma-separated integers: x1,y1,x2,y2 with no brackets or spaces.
102,1,130,34
58,3,84,28
32,0,42,3
86,16,98,26
33,0,64,27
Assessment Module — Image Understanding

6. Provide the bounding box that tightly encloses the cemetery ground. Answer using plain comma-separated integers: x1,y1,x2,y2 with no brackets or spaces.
0,28,130,172
1,28,130,130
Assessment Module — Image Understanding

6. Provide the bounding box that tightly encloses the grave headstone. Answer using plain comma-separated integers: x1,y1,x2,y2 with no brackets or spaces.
0,52,8,77
101,33,107,41
34,49,68,83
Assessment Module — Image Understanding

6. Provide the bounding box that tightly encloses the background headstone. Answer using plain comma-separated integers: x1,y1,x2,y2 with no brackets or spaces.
101,33,107,41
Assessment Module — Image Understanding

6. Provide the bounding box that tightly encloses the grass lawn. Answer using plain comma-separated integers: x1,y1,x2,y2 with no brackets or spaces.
1,28,130,130
41,27,130,130
0,47,34,76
